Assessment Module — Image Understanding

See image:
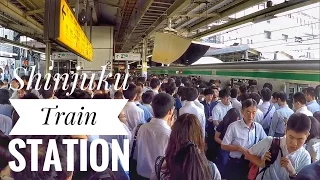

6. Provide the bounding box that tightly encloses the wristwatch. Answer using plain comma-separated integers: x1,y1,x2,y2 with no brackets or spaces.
289,173,297,179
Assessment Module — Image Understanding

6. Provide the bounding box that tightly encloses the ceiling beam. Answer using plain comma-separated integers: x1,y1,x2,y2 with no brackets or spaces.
0,0,43,33
26,8,45,15
188,0,266,32
191,0,319,39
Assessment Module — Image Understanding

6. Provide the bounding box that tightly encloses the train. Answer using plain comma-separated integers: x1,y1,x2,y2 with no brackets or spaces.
148,60,320,103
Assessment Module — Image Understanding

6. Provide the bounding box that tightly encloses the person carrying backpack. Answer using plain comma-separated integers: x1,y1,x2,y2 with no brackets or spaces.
246,113,312,180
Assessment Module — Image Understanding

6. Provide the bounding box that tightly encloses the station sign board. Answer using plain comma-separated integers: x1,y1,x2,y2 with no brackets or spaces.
44,0,93,62
115,53,141,61
52,52,77,60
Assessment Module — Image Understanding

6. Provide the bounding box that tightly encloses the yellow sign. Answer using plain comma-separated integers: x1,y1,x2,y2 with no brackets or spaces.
57,0,93,61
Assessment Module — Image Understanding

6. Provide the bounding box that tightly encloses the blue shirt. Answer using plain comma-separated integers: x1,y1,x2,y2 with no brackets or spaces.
296,160,320,180
268,104,294,136
307,100,320,114
136,102,153,122
201,100,218,121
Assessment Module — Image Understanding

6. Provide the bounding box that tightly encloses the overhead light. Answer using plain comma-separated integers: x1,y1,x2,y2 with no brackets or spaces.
4,42,28,50
33,50,45,54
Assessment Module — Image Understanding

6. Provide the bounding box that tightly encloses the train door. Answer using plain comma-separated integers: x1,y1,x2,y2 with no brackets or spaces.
286,83,309,109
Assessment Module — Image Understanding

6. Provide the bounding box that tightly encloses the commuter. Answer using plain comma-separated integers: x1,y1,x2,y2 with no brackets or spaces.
38,81,58,99
214,108,240,178
17,85,31,99
92,93,111,99
263,82,273,92
237,84,248,103
160,83,167,93
123,83,145,130
269,92,294,137
179,87,206,138
295,160,320,180
130,93,174,179
305,116,320,163
271,92,280,110
249,93,264,125
0,89,13,118
135,83,153,122
114,90,124,99
303,87,320,114
151,114,221,180
177,86,187,107
150,78,161,95
212,88,232,127
314,111,320,123
221,99,266,180
137,77,149,93
230,88,242,112
247,113,311,180
258,88,276,134
21,75,40,98
9,79,19,99
194,88,205,110
175,78,182,88
142,90,154,116
293,92,313,116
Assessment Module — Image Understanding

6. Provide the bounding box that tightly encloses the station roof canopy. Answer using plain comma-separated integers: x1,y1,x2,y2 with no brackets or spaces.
0,0,318,53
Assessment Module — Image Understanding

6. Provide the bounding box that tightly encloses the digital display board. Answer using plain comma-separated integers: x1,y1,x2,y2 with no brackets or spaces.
45,0,93,62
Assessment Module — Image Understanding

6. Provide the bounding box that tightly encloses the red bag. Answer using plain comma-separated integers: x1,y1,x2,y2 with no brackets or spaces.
248,162,259,180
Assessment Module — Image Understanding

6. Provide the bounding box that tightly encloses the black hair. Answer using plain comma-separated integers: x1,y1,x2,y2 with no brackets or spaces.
150,78,160,89
203,88,213,96
248,85,258,93
272,92,279,99
277,91,287,102
263,83,273,91
137,77,146,84
307,116,320,142
21,93,39,99
123,83,137,101
65,89,91,99
242,98,257,109
177,86,187,101
168,78,175,84
230,88,238,98
160,83,167,92
249,79,257,86
152,93,174,118
221,108,240,133
303,87,316,97
293,92,307,105
219,88,230,99
114,90,123,99
175,79,182,87
142,90,154,104
313,111,320,123
186,87,198,101
239,84,247,94
0,89,10,104
248,92,261,105
261,87,272,101
287,113,311,133
166,82,177,95
39,81,55,99
92,93,111,99
0,133,11,171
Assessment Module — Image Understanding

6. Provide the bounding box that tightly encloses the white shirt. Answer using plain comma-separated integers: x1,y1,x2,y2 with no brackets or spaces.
231,98,242,112
222,120,267,158
307,100,320,114
143,104,154,116
194,99,205,110
254,109,264,125
0,114,12,136
212,102,232,123
295,106,313,116
152,89,159,95
100,122,132,152
179,101,206,138
305,138,320,163
131,118,171,178
123,102,145,130
249,136,311,180
258,101,276,130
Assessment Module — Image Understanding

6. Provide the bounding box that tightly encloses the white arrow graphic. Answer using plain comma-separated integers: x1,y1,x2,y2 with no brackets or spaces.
9,99,128,136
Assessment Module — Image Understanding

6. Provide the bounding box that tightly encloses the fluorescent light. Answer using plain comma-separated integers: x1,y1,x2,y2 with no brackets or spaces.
4,42,28,50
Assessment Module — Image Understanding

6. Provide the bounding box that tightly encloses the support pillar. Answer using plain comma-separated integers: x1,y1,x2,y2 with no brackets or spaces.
125,61,129,74
45,42,51,74
142,38,147,78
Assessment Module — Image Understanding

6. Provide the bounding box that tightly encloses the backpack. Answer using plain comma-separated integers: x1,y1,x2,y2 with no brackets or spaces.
155,156,165,180
248,137,283,180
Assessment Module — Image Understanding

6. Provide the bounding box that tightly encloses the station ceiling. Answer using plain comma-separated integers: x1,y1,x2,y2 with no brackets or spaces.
0,0,318,53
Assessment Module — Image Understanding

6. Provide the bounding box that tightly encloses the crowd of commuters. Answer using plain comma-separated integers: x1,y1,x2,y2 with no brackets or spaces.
0,75,320,180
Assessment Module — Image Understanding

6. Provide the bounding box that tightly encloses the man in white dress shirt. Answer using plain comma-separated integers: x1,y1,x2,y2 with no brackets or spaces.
303,87,320,114
123,83,145,130
179,87,206,138
130,93,175,179
150,78,161,95
247,113,311,180
212,88,232,127
258,87,276,134
293,92,313,116
230,88,242,112
249,93,264,125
